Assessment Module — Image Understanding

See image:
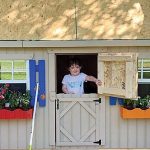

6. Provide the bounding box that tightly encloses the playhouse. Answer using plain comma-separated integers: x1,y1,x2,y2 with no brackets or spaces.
0,0,150,149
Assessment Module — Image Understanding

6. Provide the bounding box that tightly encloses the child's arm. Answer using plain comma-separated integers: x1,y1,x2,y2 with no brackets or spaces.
62,84,69,94
85,75,102,86
62,84,75,94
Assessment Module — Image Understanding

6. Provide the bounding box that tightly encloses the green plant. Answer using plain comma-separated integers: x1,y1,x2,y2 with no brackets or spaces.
137,95,150,110
123,95,150,110
19,91,31,110
123,99,137,110
9,92,20,110
0,97,5,109
0,84,31,110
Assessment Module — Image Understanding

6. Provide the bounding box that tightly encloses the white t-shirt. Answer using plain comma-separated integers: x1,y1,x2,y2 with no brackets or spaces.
62,73,87,95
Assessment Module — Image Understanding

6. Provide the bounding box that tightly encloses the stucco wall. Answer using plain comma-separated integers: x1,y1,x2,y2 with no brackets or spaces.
0,0,149,40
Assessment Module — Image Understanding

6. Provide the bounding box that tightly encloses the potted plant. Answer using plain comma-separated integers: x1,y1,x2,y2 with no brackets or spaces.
0,84,33,119
123,98,137,110
137,95,150,110
19,90,31,110
8,92,20,110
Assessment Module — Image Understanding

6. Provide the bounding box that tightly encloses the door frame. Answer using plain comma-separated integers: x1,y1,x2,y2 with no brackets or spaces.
48,51,105,146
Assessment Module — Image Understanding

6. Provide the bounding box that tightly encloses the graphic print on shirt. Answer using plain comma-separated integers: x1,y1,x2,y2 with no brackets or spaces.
68,81,82,88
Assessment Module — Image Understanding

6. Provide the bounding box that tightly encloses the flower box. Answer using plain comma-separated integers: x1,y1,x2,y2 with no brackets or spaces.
0,109,33,119
120,107,150,119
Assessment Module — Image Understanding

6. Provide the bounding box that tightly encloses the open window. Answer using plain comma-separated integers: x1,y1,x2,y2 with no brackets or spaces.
98,53,138,98
56,54,98,94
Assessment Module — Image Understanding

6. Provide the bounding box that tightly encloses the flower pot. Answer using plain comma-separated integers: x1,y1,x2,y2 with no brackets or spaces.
0,108,33,119
5,102,10,108
120,107,150,119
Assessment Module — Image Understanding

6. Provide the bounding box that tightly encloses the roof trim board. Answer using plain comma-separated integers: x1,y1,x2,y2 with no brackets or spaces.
0,40,150,48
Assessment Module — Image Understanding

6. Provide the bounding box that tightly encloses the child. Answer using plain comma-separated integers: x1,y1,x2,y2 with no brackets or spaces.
62,57,102,95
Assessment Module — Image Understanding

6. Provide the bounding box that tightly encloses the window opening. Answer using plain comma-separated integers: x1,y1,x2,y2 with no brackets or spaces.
56,54,97,94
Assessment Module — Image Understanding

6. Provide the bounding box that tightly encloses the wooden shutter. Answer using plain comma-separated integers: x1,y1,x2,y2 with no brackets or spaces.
38,60,46,107
98,53,138,99
29,60,36,106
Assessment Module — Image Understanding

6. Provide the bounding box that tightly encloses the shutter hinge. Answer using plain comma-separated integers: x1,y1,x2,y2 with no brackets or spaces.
93,98,101,103
56,99,59,110
93,140,101,145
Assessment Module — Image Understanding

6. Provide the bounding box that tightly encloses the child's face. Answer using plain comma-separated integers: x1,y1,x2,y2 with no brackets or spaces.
69,64,81,76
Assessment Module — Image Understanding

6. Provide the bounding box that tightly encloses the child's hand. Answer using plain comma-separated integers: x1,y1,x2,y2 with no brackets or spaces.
95,79,102,86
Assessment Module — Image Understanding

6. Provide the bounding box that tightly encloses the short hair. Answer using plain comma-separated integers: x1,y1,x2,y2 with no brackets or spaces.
68,57,81,68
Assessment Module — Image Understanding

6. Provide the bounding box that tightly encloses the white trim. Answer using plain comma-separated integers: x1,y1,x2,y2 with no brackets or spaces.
0,60,29,88
141,59,144,79
0,80,27,83
138,54,150,59
143,69,150,71
26,61,30,90
0,54,33,60
12,61,14,80
0,41,22,47
138,79,150,83
0,40,150,47
138,58,150,82
23,40,150,47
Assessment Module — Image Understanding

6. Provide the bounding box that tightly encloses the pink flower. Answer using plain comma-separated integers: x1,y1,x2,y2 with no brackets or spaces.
1,89,6,95
0,95,4,100
5,84,10,87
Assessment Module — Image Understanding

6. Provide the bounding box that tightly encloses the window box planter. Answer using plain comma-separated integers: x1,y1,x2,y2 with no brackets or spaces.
0,108,33,119
120,107,150,119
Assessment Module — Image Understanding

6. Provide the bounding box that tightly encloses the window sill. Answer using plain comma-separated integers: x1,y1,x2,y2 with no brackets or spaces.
0,108,33,119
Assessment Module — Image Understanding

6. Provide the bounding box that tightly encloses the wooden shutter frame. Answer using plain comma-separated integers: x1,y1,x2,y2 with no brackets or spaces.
98,53,138,99
29,60,36,106
38,60,46,107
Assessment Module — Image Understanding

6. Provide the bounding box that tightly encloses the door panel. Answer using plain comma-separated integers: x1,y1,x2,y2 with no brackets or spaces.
56,94,105,146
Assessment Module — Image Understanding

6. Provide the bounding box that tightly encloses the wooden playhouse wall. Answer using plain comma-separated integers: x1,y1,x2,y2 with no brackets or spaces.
0,0,150,149
0,0,150,40
0,48,49,149
0,47,150,149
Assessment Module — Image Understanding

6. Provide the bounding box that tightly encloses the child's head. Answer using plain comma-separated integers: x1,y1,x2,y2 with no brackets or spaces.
68,57,81,76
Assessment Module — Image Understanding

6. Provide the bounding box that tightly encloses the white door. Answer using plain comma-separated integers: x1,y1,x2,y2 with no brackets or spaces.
56,94,105,146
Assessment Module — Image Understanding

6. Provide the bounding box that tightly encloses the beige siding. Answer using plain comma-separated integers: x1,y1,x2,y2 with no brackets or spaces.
0,46,150,149
0,48,50,149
